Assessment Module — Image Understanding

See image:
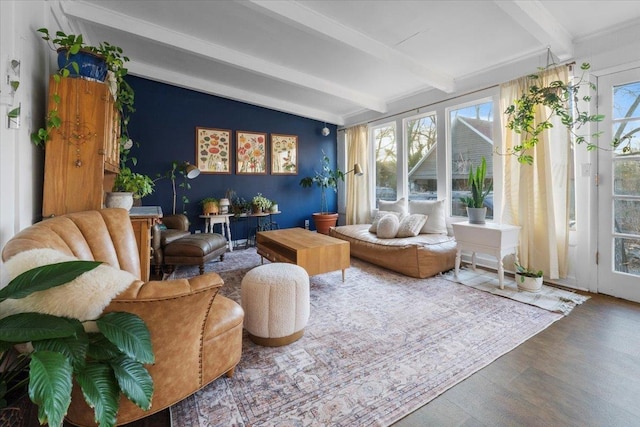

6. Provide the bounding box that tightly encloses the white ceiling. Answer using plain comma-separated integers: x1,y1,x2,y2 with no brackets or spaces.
53,0,640,126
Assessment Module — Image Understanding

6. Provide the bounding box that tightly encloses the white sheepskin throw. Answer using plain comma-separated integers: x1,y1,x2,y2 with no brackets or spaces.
0,248,136,322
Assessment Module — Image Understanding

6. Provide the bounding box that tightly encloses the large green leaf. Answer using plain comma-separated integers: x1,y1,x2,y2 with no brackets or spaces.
0,261,101,302
0,313,77,342
109,356,153,410
86,333,123,361
32,320,88,371
75,362,119,427
28,351,73,427
96,312,154,364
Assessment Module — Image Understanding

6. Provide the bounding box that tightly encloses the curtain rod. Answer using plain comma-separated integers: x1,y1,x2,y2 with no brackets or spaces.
338,61,576,131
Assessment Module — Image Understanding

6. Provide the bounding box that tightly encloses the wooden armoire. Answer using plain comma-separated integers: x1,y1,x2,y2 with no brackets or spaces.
42,76,120,218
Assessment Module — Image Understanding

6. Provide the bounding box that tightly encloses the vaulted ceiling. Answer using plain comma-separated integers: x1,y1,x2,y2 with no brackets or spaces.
52,0,640,126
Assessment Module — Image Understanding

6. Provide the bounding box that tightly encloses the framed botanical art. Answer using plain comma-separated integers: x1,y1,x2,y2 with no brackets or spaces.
195,127,232,174
270,134,298,175
236,131,267,174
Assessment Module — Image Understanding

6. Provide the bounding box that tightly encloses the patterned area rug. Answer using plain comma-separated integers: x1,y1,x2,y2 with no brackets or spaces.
170,248,564,426
443,267,590,315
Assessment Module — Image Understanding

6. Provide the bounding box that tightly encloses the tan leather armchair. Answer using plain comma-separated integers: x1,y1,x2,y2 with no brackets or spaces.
1,209,244,426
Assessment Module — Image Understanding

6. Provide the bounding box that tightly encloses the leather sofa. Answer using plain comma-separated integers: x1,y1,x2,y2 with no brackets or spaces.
1,208,244,426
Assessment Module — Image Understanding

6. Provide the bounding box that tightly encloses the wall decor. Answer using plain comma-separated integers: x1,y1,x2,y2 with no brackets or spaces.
196,127,231,173
236,130,267,174
271,134,298,175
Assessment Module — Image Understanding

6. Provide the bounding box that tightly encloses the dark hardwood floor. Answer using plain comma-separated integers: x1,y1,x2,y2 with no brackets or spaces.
33,290,638,427
394,292,640,427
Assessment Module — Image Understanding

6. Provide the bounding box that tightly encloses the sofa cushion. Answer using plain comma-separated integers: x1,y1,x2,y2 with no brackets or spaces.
376,214,400,238
408,199,447,234
369,210,406,233
396,214,428,238
378,198,407,214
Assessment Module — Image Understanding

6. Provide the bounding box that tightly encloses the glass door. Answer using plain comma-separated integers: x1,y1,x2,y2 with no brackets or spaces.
597,68,640,303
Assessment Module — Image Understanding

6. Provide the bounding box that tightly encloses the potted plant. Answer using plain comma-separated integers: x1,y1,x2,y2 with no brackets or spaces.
299,152,345,234
514,262,544,292
31,29,135,149
0,261,154,427
106,166,155,211
201,197,219,215
503,62,611,165
252,193,271,213
269,200,279,213
460,156,492,224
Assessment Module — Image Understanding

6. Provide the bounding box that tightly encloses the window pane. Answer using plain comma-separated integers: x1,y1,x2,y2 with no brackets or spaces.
613,81,640,120
373,124,397,205
407,114,437,201
613,120,640,155
614,237,640,275
450,102,494,219
614,199,640,235
614,159,640,196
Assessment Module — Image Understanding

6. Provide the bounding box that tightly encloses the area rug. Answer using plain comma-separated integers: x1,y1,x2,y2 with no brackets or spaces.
170,248,565,426
443,267,590,315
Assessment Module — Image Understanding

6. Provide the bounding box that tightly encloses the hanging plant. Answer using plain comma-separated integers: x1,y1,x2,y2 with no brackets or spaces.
504,62,609,165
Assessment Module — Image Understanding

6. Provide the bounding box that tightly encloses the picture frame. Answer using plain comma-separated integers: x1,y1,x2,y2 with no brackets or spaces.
195,127,232,174
236,131,267,174
270,134,298,175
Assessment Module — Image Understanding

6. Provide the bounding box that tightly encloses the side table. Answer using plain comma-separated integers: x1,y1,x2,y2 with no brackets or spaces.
129,206,163,281
452,221,520,289
200,214,234,252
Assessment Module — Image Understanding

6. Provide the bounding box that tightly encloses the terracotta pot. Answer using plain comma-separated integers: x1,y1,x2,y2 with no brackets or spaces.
312,212,339,235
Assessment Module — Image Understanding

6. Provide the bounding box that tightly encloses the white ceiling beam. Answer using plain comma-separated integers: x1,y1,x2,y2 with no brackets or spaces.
129,62,345,125
242,0,456,93
59,0,387,114
495,0,574,60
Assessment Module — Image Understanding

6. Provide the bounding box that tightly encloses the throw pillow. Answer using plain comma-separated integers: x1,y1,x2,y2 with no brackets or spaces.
369,210,406,233
376,214,400,239
396,214,428,238
408,199,447,234
378,198,407,214
0,248,136,322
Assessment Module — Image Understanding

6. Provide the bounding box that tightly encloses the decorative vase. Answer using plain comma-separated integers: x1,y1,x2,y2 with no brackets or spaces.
466,207,487,224
203,202,219,215
57,48,108,82
104,192,134,211
312,212,339,235
515,273,543,293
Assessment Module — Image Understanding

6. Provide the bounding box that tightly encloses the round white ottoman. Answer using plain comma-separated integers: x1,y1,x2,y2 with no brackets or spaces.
241,263,310,346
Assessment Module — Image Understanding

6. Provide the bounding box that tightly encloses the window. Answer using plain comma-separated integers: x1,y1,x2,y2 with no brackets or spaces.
448,101,494,219
405,113,437,201
372,123,397,205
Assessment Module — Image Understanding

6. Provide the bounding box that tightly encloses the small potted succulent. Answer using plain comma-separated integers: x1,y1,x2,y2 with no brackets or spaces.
252,193,272,213
201,197,219,215
514,262,544,293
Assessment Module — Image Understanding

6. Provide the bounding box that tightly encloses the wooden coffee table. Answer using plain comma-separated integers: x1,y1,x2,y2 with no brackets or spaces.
256,228,350,281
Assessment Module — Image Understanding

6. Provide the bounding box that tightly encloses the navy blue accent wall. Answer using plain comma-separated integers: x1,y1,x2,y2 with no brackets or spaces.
126,76,338,237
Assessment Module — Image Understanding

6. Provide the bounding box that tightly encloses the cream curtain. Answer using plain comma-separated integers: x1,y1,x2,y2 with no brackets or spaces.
499,66,570,279
345,124,370,224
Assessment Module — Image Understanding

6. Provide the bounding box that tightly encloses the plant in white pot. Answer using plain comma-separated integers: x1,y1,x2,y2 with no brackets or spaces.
460,156,492,224
299,152,345,234
514,262,544,293
106,166,155,211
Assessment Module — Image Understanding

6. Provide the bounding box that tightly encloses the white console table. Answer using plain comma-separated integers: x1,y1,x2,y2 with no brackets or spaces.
200,214,234,252
452,221,521,289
